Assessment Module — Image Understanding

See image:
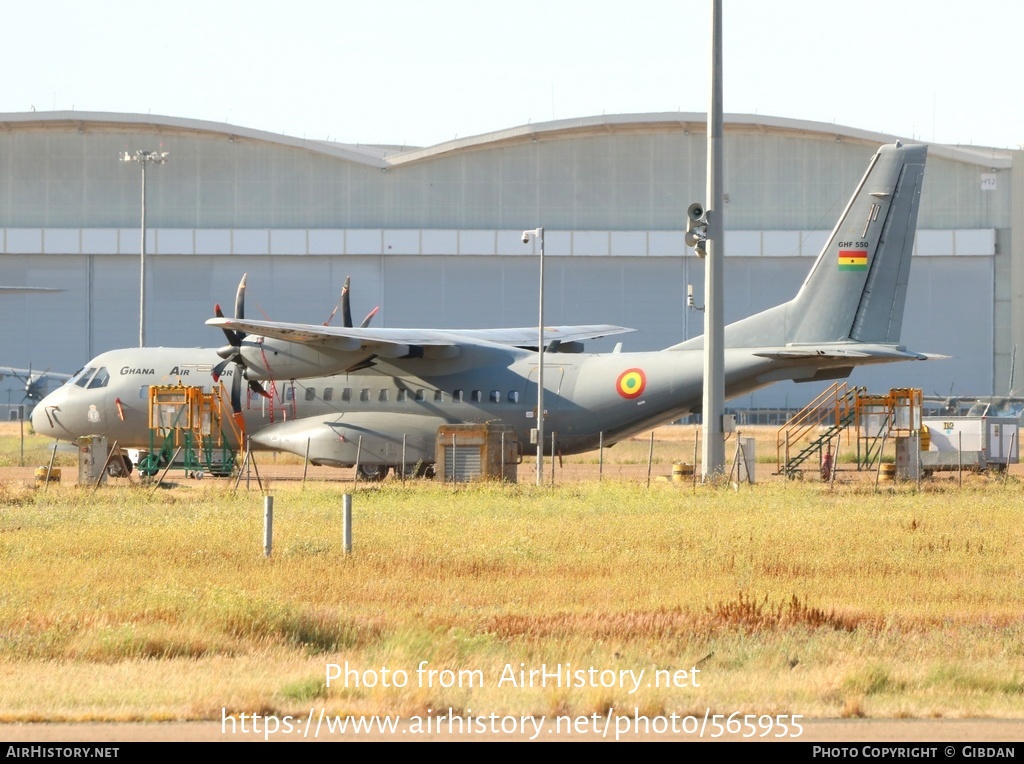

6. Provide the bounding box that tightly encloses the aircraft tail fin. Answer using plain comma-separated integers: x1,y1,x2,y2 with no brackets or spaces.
786,142,927,345
674,142,927,350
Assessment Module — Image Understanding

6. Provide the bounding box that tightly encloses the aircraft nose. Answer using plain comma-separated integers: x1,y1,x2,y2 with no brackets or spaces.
31,389,61,436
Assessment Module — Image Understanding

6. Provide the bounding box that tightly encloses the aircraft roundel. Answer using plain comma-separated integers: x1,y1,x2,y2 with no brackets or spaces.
616,368,647,399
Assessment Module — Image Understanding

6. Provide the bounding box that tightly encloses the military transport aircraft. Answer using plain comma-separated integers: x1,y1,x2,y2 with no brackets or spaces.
923,395,1024,420
32,142,933,479
0,366,72,411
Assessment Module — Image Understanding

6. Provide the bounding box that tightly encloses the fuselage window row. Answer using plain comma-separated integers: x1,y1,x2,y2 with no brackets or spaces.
280,386,523,405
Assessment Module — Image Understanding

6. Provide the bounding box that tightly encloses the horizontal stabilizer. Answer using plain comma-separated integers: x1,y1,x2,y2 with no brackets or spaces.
752,344,937,362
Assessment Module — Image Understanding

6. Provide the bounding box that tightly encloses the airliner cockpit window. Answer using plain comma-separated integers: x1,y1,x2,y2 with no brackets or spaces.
73,367,96,388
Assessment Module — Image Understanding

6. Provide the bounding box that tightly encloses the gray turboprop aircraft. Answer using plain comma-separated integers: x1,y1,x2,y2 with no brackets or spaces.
0,366,71,410
33,142,932,479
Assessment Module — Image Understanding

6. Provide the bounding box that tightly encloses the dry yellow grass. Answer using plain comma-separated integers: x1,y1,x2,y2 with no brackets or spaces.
1,473,1022,722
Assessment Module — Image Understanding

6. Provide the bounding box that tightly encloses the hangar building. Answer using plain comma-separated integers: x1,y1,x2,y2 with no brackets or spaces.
0,111,1017,413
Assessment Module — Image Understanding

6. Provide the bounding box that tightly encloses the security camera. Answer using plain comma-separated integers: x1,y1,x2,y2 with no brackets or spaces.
522,233,530,244
687,283,705,309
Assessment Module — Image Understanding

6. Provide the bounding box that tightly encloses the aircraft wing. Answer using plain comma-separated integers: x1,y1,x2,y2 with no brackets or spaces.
0,367,72,381
206,317,633,352
448,324,634,347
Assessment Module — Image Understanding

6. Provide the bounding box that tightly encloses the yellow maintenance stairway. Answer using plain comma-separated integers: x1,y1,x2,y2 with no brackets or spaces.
776,383,925,478
140,383,240,478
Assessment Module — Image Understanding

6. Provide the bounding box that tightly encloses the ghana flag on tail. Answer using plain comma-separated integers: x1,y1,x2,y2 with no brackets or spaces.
838,249,868,271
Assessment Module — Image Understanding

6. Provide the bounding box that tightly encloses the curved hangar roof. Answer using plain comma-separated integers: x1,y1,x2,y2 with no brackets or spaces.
0,109,1010,171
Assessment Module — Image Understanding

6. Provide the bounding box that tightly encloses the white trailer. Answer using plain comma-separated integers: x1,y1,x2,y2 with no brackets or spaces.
921,416,1018,472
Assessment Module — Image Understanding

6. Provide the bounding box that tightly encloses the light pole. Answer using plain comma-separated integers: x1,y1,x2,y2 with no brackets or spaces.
701,0,726,479
120,149,168,347
522,227,545,486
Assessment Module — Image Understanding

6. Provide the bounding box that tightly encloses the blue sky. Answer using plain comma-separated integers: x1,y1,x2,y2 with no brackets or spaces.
4,0,1020,149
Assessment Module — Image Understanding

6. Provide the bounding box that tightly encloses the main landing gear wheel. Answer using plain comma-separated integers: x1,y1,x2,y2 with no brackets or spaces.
399,462,434,479
106,453,134,477
397,458,430,475
357,464,389,482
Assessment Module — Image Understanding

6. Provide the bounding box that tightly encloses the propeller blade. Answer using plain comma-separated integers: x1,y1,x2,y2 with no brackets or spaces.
212,273,265,446
341,276,353,328
214,304,242,347
231,370,243,414
226,375,246,444
235,273,247,322
224,363,246,445
212,274,272,425
359,306,380,329
249,379,271,399
211,359,231,383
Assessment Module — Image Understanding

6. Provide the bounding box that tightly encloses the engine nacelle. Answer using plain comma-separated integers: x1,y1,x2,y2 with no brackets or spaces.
238,338,373,380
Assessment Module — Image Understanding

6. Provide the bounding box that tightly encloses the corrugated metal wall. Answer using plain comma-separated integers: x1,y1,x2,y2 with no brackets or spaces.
0,116,1007,408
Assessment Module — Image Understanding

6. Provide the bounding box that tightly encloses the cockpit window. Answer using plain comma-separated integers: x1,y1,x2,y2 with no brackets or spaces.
967,400,1024,419
73,367,96,388
73,367,110,389
87,368,110,389
1005,402,1024,419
